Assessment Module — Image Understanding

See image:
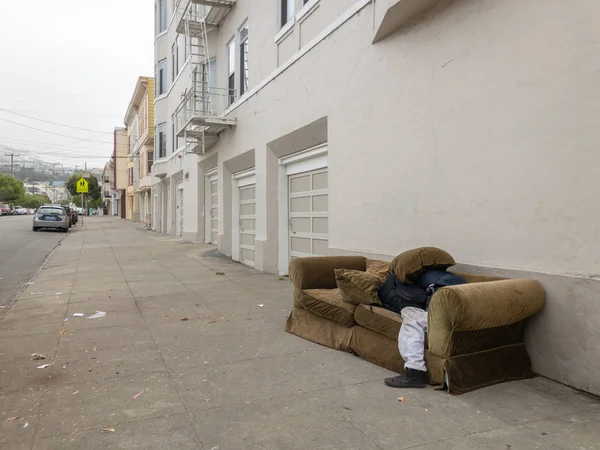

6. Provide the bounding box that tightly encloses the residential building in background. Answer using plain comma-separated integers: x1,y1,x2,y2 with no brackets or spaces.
113,127,128,219
102,161,114,215
150,0,600,395
124,76,155,223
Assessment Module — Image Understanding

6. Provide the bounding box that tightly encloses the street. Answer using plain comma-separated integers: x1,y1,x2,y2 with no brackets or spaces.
0,215,67,306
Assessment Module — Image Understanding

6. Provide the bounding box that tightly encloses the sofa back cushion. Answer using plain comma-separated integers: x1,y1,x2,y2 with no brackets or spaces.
365,259,390,283
390,247,455,283
289,256,366,290
335,269,382,305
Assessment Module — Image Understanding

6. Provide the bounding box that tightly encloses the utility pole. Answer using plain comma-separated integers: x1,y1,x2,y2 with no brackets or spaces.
4,152,20,177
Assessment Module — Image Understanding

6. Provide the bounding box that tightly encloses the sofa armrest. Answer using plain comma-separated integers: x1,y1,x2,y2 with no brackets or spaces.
289,256,366,290
427,279,545,357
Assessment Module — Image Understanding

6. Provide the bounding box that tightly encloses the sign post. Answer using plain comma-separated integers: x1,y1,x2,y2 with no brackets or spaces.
76,177,89,225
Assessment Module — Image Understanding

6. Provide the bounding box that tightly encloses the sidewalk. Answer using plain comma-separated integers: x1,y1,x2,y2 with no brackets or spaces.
0,217,598,450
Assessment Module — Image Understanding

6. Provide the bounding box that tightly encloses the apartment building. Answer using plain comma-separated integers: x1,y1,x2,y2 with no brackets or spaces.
124,77,155,223
101,161,114,215
113,127,129,219
152,0,600,394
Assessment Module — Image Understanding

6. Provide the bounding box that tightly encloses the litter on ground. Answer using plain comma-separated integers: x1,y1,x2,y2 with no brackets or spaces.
31,353,46,360
398,396,405,402
102,427,115,433
6,417,18,422
23,422,28,429
30,292,44,295
215,272,225,275
58,329,74,335
36,364,51,369
180,317,189,321
72,313,84,317
132,390,146,400
257,304,264,308
87,311,107,319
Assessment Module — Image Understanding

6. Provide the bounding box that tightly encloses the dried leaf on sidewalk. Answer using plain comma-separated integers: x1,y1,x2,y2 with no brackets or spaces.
102,427,115,433
180,317,189,321
36,364,51,369
215,272,225,276
87,311,107,319
6,417,18,422
58,329,74,335
397,396,405,402
132,390,146,400
31,353,46,360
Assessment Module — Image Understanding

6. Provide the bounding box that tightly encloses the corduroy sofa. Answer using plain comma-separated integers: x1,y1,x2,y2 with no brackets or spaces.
285,254,546,394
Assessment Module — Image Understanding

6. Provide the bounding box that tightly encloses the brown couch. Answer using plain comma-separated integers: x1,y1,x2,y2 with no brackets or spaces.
285,256,545,394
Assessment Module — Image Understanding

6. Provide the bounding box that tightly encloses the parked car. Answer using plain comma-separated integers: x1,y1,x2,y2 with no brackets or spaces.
63,206,74,228
32,205,69,232
0,204,10,216
11,206,27,215
71,209,78,225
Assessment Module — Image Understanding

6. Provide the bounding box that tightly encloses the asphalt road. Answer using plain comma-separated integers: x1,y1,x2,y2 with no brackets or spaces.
0,215,65,306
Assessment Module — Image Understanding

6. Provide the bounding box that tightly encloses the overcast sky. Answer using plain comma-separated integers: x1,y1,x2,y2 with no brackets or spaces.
0,0,154,170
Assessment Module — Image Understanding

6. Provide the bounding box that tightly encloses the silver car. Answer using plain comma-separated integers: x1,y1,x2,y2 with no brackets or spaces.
32,205,69,232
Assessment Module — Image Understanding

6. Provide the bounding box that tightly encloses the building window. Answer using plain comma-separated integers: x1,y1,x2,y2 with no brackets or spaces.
157,0,167,34
156,123,167,159
156,59,167,96
147,152,154,174
182,34,187,63
281,0,295,27
172,41,179,81
227,39,235,106
239,22,249,96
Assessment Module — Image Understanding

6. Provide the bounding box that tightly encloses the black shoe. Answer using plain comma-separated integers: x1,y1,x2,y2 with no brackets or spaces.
384,368,427,388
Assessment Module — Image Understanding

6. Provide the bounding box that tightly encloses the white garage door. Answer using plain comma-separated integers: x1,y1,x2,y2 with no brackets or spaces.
289,168,328,258
239,184,256,266
210,177,218,244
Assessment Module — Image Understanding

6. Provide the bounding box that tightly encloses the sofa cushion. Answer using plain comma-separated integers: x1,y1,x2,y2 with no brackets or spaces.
299,288,356,327
390,247,455,283
335,269,382,305
366,259,390,283
354,304,402,340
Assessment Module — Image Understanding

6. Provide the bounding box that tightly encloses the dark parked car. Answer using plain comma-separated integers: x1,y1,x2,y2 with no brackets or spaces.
63,206,74,228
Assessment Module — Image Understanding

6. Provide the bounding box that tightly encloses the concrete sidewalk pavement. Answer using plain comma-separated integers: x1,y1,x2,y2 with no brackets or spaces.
0,217,598,450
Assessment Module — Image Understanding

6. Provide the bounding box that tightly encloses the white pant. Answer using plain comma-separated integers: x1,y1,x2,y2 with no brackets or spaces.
398,307,428,372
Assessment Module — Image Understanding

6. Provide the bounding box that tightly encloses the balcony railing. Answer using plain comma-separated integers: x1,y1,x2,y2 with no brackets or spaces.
174,79,236,138
176,0,236,32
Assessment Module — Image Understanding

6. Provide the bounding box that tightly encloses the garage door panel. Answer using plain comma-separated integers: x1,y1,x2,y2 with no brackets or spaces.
312,195,328,212
290,174,311,193
240,203,253,215
290,196,311,212
288,168,328,260
312,217,328,234
240,187,253,201
313,239,329,256
239,181,256,266
312,172,328,190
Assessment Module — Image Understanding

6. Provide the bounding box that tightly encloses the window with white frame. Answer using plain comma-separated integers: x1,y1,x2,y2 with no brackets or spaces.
156,0,167,34
156,59,167,96
227,39,236,106
239,22,249,96
281,0,295,27
155,123,167,159
172,41,179,81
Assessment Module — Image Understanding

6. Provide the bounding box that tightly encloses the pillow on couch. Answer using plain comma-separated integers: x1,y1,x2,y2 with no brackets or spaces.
390,247,455,284
366,259,390,283
334,269,382,305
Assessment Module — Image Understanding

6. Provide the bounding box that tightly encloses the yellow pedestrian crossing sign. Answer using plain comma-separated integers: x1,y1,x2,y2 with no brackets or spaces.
76,178,89,193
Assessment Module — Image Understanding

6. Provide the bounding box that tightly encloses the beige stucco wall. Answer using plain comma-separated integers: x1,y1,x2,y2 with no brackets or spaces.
114,128,129,191
152,0,600,394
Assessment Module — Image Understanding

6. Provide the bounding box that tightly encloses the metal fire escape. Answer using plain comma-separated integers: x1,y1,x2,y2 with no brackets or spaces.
175,0,237,154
